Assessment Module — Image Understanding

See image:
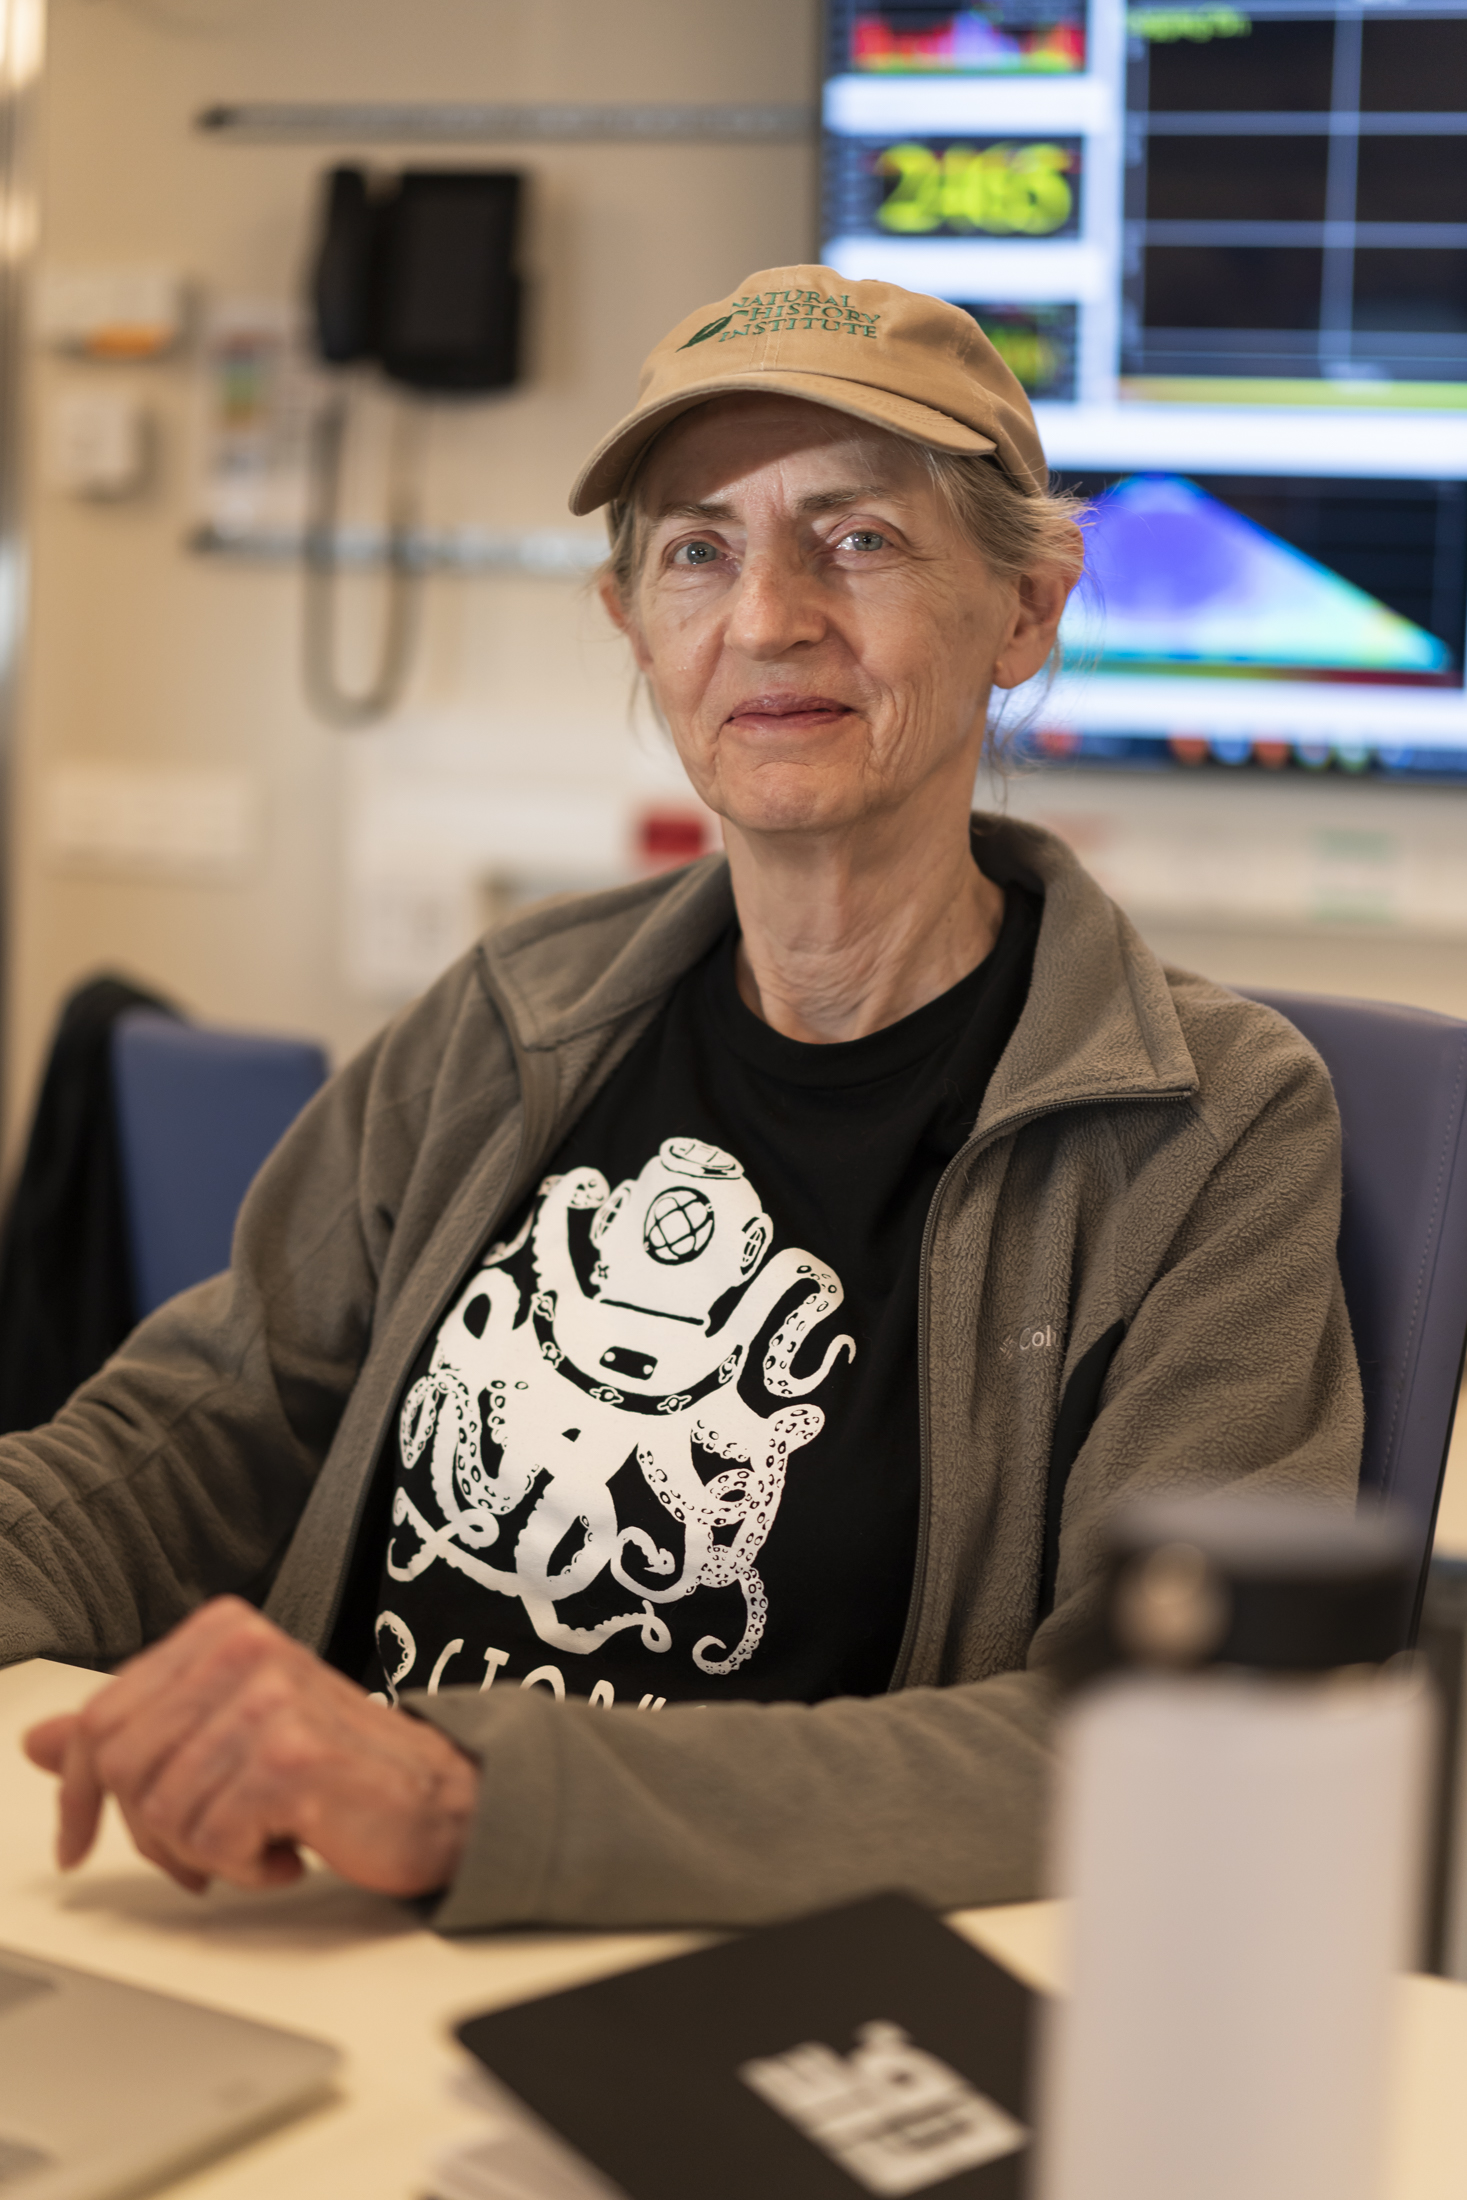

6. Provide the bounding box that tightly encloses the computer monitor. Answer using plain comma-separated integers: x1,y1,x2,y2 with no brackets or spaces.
821,0,1467,778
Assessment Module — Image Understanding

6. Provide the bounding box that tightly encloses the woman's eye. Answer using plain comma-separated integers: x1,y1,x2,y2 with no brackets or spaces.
838,529,888,553
672,539,721,566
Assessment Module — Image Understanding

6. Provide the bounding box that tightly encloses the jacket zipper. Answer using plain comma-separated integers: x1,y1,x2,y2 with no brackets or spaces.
886,1081,1194,1693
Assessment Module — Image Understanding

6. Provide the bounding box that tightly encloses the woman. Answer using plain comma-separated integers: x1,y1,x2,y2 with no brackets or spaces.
12,267,1359,1926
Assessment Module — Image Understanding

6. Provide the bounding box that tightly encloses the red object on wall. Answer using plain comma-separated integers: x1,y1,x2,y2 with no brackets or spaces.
636,807,714,870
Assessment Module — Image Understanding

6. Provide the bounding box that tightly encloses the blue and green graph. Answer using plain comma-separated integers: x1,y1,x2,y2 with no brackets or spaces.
1063,474,1454,682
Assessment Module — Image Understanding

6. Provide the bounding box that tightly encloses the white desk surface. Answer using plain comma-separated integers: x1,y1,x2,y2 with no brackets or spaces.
3,1659,1466,2200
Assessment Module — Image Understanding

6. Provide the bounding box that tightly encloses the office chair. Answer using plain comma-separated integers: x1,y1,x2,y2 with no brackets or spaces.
112,1010,329,1319
1236,989,1467,1639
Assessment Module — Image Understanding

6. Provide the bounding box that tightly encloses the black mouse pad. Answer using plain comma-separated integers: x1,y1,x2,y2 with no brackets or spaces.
456,1891,1039,2200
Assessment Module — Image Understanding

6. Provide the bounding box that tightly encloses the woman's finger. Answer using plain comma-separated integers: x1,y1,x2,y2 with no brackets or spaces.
22,1713,78,1774
55,1724,108,1871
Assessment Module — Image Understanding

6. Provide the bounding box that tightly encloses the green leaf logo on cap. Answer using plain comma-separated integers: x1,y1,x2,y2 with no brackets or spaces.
678,314,736,350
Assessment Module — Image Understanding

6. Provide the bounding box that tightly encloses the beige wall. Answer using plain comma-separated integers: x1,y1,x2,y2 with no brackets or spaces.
10,0,819,1135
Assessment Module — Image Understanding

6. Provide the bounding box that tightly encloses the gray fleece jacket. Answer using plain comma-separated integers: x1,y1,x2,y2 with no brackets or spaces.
0,817,1361,1930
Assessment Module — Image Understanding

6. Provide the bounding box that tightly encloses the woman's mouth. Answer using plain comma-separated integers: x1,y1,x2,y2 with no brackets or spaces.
724,695,853,733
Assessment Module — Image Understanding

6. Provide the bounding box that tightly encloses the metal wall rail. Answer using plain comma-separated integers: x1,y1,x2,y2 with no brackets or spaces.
197,101,814,145
190,524,607,577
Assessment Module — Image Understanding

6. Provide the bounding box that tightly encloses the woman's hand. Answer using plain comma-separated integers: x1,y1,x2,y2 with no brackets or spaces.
21,1597,479,1898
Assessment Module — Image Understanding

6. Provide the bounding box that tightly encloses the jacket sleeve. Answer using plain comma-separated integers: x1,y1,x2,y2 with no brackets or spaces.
412,1034,1362,1933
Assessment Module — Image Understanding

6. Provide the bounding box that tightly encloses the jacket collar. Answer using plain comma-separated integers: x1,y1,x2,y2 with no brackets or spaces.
479,855,735,1054
479,815,1199,1116
972,814,1198,1132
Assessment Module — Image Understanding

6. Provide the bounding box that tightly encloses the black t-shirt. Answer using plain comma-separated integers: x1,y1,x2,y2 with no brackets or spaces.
357,882,1040,1712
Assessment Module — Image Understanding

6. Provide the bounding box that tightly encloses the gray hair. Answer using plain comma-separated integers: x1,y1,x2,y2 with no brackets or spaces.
916,446,1086,587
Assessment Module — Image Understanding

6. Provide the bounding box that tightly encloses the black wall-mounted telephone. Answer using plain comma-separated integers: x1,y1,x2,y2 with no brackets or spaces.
310,165,522,392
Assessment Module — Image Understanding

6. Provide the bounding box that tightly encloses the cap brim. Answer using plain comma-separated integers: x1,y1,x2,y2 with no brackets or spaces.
569,370,997,516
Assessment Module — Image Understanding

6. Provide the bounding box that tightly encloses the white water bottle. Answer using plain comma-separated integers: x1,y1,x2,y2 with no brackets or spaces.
1039,1498,1432,2200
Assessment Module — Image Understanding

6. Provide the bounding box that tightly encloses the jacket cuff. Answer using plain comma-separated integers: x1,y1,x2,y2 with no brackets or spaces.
403,1686,563,1933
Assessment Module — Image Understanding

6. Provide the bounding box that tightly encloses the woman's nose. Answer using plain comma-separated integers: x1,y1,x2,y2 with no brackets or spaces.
723,550,827,657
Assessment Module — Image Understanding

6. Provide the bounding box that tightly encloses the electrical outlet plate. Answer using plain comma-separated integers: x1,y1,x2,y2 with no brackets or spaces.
42,764,262,879
49,387,150,499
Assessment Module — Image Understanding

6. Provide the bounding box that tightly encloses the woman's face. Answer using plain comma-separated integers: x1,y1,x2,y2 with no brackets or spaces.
605,394,1071,843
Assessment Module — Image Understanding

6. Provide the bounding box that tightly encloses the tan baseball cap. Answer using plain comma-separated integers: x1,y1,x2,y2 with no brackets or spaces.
569,263,1049,516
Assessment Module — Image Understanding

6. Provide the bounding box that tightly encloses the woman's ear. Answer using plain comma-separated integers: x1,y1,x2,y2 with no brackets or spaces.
597,572,628,634
598,573,653,674
991,557,1078,692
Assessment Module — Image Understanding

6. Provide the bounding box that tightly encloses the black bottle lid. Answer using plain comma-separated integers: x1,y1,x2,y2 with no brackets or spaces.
1063,1496,1416,1686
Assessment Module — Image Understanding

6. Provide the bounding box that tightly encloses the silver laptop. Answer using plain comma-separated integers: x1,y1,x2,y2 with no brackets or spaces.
0,1942,340,2198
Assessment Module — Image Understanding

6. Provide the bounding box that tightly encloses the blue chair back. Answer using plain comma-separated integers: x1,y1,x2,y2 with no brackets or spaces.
1238,989,1467,1633
112,1011,329,1317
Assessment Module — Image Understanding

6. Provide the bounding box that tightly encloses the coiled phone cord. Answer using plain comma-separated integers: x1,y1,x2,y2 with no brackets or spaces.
302,391,422,729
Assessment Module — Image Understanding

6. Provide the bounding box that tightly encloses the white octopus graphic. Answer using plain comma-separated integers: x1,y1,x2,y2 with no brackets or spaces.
389,1137,855,1675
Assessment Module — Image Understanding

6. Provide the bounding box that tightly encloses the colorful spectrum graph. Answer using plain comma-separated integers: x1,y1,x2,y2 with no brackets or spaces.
1064,475,1455,681
852,9,1085,73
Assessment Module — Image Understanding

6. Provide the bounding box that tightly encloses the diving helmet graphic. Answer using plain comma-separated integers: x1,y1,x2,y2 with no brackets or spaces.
592,1139,770,1311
